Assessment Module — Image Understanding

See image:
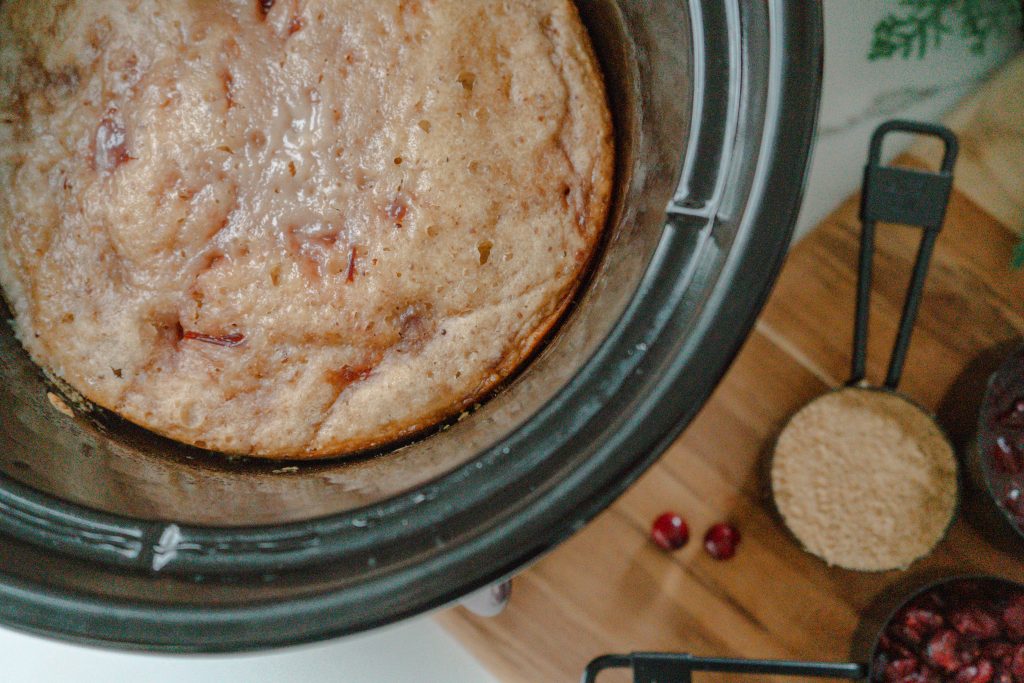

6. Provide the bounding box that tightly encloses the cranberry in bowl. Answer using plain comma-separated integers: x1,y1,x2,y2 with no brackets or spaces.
975,344,1024,543
871,577,1024,683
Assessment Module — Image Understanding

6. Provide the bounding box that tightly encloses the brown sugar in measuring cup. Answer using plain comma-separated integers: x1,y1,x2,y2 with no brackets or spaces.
773,387,957,571
771,121,960,572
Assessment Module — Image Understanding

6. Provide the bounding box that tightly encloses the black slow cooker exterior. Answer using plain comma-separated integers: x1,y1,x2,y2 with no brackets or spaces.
0,0,822,651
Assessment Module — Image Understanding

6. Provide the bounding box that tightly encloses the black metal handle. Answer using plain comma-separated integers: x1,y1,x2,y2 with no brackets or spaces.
583,653,867,683
850,120,958,390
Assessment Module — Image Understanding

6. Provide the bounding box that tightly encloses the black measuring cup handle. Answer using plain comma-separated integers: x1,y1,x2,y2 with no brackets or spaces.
583,652,866,683
850,120,959,390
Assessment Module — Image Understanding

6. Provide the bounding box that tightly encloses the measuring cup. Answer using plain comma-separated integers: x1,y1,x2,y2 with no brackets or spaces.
768,120,961,571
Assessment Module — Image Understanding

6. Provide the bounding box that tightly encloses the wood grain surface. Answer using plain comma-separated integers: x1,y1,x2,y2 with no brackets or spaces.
438,82,1024,681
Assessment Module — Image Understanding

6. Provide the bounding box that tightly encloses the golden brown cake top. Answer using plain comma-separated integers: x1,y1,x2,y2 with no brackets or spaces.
0,0,613,458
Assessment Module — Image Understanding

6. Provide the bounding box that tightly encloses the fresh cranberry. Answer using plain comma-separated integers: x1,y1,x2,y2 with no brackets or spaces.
650,512,689,551
956,660,995,683
951,607,1002,640
1002,603,1024,640
926,629,961,673
703,523,740,560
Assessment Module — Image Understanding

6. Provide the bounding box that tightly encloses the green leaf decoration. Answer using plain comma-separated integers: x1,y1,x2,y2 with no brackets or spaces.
1013,237,1024,270
869,0,1023,61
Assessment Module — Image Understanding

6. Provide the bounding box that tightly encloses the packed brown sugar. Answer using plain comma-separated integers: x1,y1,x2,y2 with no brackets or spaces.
771,387,957,572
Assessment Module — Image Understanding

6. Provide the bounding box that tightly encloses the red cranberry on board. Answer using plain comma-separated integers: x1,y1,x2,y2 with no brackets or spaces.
955,660,994,683
650,512,689,551
925,629,961,673
703,522,740,560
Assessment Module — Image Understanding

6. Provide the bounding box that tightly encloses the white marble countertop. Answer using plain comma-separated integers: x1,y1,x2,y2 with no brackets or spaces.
3,3,1020,681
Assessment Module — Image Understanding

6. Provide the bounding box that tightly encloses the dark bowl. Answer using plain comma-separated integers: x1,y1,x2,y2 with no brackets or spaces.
863,575,1024,682
0,0,822,651
971,344,1024,546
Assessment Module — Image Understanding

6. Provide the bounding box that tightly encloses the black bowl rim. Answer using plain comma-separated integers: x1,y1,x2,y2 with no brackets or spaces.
0,0,823,651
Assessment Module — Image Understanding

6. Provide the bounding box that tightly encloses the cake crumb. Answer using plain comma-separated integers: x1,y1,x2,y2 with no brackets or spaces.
771,387,957,572
47,392,75,418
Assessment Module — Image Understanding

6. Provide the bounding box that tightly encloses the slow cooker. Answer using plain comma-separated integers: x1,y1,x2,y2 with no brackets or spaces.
0,0,823,651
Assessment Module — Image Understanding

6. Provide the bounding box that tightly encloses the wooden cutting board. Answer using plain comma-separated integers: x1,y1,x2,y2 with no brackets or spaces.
437,56,1024,682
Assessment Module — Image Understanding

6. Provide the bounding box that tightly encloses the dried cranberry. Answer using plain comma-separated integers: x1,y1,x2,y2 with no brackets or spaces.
703,523,740,560
893,608,946,645
991,437,1021,474
951,607,1002,640
880,634,917,660
345,246,359,283
182,331,246,348
982,642,1013,665
650,512,689,551
993,668,1013,683
926,629,961,673
956,660,995,683
1002,485,1024,520
998,398,1024,428
960,639,982,664
385,194,409,228
93,110,132,173
1009,644,1024,678
907,666,940,683
884,658,919,681
1002,604,1024,640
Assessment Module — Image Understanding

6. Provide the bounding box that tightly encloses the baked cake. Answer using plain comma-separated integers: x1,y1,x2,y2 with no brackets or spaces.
0,0,613,458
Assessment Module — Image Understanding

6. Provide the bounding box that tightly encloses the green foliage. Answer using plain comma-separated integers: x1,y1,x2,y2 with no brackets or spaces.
869,0,1023,60
1013,238,1024,269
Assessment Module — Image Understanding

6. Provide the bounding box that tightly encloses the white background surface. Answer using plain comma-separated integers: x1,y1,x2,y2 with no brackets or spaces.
2,3,1020,682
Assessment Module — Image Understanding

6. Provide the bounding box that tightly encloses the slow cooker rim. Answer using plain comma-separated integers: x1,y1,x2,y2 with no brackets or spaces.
0,0,823,651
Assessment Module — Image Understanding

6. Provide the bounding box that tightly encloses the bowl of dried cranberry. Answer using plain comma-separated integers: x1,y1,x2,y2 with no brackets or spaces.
587,577,1024,682
974,344,1024,544
871,577,1024,683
